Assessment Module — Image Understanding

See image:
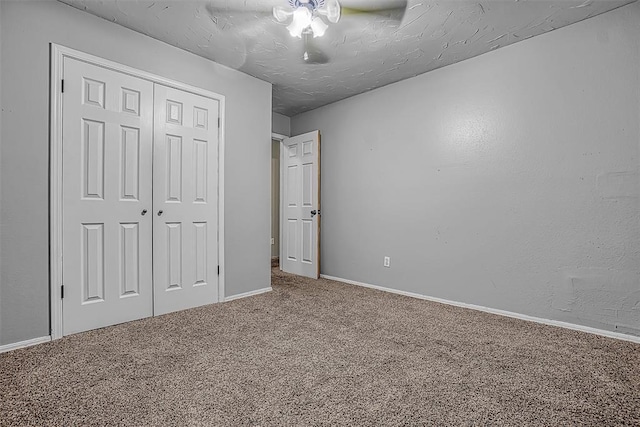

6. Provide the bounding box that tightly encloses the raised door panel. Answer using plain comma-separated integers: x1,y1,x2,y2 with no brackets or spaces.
194,222,208,286
82,119,105,200
287,219,298,261
83,78,105,108
121,126,140,201
302,220,313,264
166,223,183,290
120,223,140,297
82,223,105,303
287,164,299,207
194,140,208,203
166,135,183,202
122,88,140,116
302,163,313,207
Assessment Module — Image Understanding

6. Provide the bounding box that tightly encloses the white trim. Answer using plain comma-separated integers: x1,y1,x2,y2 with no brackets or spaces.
218,97,226,304
269,133,286,274
54,45,226,100
50,44,226,337
321,274,640,345
0,336,51,354
278,137,286,270
224,287,272,302
50,44,64,340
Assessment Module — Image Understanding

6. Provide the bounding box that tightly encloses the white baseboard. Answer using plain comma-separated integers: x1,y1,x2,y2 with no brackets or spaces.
320,274,640,345
0,336,51,354
0,289,274,352
224,287,272,302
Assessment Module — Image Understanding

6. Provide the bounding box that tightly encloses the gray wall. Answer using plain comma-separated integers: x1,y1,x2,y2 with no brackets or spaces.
292,2,640,337
0,0,272,345
272,112,291,137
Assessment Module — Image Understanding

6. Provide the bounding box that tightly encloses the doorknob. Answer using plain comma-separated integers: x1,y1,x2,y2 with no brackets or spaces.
157,210,164,216
311,210,320,217
141,209,148,216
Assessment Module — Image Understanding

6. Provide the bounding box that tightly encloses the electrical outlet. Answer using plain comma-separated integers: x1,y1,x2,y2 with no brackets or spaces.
271,238,275,245
383,256,390,268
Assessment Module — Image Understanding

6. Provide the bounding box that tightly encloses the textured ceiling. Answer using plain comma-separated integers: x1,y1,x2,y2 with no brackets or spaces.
59,0,634,116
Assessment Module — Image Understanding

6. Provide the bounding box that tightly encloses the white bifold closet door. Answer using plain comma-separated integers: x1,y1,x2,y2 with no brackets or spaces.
152,85,219,315
62,58,154,335
62,58,220,335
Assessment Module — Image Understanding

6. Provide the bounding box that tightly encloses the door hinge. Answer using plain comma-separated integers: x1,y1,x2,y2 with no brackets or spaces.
218,118,220,128
61,79,64,93
217,265,220,275
61,285,64,299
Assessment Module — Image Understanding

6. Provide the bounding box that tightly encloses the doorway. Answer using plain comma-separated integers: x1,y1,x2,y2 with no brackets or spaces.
271,139,280,268
273,131,321,279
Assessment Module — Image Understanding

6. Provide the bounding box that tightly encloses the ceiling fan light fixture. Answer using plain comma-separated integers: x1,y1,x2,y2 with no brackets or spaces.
310,17,328,37
325,0,341,23
287,7,313,38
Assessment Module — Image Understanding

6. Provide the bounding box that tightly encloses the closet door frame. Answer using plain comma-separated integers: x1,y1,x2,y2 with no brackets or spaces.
49,44,226,340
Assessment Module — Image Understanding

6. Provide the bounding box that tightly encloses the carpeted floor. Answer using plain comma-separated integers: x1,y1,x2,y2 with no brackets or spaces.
1,268,639,426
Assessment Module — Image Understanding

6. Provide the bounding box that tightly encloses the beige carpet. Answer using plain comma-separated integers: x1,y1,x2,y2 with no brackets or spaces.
1,268,639,426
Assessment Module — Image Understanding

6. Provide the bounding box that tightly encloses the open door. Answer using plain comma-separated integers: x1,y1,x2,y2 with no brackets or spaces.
281,131,320,279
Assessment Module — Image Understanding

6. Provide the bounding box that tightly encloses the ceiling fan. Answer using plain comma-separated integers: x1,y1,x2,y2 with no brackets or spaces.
206,0,408,65
280,0,410,64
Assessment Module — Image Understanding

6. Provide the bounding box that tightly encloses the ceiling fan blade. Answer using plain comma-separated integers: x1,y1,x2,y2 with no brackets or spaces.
273,6,293,22
204,3,273,19
302,33,330,65
341,0,408,22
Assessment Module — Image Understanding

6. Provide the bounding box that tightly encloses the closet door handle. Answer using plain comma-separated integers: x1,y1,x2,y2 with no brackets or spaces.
141,209,148,216
157,210,164,216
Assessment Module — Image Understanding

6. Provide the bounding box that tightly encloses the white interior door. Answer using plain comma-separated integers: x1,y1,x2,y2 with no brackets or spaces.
153,84,220,315
281,131,320,279
62,58,154,335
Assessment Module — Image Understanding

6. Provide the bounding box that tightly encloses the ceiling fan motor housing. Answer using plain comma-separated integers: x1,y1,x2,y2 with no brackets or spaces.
289,0,325,11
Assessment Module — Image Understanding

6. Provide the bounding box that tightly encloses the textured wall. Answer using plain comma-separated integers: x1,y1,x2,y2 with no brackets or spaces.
0,0,271,345
292,2,640,337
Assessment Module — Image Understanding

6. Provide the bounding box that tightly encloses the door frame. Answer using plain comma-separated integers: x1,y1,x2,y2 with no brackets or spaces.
271,133,287,268
49,44,226,339
274,131,321,277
